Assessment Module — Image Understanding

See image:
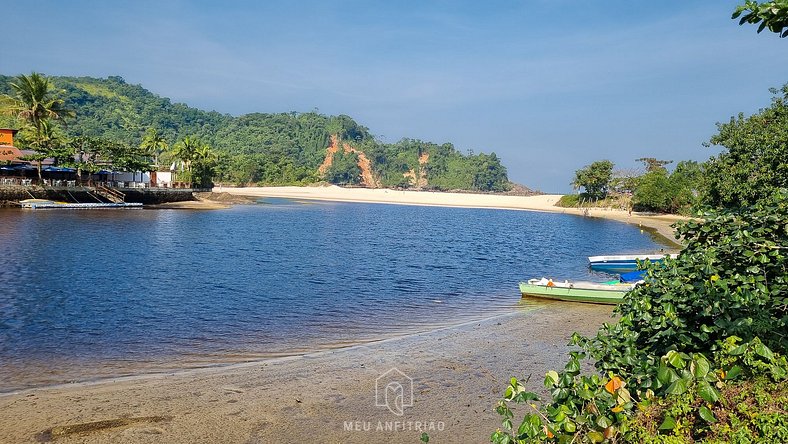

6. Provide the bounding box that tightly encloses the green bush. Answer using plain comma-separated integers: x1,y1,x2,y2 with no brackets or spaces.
492,189,788,443
556,194,581,207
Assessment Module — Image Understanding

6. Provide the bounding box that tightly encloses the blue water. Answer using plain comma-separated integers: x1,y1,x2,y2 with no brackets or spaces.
0,199,665,391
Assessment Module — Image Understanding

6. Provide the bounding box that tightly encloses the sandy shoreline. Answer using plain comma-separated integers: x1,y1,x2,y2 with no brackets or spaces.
0,302,613,443
146,200,231,210
215,185,685,246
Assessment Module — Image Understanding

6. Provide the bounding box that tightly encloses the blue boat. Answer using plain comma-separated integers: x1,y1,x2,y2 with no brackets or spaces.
588,253,677,272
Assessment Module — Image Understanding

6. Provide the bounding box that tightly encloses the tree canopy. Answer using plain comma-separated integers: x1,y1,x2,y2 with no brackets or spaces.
572,160,614,200
0,72,74,178
734,1,788,37
702,84,788,209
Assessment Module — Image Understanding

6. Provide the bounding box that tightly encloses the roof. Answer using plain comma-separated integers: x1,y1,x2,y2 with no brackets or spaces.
0,128,19,134
18,150,55,166
0,145,25,163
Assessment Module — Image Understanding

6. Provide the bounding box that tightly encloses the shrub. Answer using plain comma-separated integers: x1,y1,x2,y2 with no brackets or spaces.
492,189,788,443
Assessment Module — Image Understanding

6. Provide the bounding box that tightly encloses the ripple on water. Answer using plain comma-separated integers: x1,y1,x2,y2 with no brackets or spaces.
0,201,665,391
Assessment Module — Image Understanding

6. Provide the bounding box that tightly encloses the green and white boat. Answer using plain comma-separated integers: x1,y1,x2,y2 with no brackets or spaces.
518,278,636,305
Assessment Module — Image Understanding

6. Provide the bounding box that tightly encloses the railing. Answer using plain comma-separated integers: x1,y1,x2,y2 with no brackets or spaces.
95,184,126,203
1,177,35,186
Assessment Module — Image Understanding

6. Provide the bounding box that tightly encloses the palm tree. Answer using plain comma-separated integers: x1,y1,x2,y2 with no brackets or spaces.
1,72,73,180
192,143,218,188
1,72,72,145
171,136,199,172
140,128,168,170
194,144,217,163
170,136,202,185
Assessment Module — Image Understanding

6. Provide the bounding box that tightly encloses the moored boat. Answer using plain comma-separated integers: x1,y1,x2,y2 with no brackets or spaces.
19,199,142,209
588,253,677,272
519,278,636,305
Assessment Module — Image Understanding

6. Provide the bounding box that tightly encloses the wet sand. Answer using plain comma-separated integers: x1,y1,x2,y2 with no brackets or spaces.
147,200,231,210
145,192,258,210
215,186,685,246
0,302,613,443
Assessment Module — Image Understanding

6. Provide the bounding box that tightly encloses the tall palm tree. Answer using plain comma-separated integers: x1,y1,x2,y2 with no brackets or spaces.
1,73,73,180
171,136,199,172
192,143,218,188
194,144,217,163
170,136,201,186
140,128,168,170
1,72,72,145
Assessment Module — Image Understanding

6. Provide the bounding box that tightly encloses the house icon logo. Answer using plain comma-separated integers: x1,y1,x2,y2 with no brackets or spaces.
375,367,414,416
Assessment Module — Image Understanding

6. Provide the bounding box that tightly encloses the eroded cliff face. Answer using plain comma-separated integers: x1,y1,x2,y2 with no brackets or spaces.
318,134,379,188
402,151,430,189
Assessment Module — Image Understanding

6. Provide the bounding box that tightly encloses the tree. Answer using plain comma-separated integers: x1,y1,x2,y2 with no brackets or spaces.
0,74,513,193
702,84,788,209
1,72,73,179
325,150,361,185
633,168,672,211
68,136,110,184
140,128,168,170
192,143,218,188
733,1,788,37
610,168,639,194
669,160,702,211
636,157,672,173
493,190,788,443
0,73,72,143
171,136,200,173
633,160,702,213
107,142,148,175
470,152,511,192
19,119,70,180
572,160,614,200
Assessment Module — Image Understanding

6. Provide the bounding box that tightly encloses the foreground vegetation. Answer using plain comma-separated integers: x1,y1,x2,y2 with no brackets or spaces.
492,5,788,442
494,190,788,443
0,75,510,191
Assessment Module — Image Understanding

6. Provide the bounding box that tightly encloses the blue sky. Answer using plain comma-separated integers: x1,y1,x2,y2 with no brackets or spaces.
3,0,786,192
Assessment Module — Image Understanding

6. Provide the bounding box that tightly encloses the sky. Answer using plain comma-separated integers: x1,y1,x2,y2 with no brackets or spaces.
2,0,786,192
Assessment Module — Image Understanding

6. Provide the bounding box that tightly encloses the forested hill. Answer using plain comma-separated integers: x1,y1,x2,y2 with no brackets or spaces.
0,74,512,191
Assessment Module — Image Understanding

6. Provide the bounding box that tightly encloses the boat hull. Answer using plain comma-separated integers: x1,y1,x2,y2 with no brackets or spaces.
518,281,631,305
588,254,677,272
19,200,143,209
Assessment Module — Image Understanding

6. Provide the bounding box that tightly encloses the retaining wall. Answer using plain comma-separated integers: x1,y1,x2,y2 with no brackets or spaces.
0,186,195,207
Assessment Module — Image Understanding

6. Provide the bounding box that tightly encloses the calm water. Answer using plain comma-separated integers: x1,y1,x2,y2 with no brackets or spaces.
0,200,665,392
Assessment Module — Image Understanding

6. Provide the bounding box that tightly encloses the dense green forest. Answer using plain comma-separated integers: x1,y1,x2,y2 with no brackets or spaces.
0,74,510,191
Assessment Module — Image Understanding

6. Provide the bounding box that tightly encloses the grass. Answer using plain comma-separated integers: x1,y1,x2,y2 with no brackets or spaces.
556,193,632,210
